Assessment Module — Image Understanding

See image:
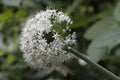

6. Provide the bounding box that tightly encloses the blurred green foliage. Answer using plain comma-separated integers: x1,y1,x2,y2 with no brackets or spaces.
0,0,120,80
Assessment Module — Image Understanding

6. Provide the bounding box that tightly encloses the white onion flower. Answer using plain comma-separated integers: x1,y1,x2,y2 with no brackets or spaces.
20,8,76,70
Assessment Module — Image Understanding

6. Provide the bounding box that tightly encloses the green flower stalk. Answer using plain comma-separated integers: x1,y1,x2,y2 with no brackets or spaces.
68,47,120,80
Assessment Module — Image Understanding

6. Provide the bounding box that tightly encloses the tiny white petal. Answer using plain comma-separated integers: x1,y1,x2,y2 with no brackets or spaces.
20,8,76,70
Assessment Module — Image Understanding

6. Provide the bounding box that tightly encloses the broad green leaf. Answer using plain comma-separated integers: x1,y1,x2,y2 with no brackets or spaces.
87,28,120,62
2,0,22,6
114,1,120,22
84,16,119,40
88,47,107,62
89,29,120,48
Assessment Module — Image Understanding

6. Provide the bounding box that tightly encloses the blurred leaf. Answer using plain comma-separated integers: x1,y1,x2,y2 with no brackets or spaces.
0,10,13,22
32,70,51,79
0,22,4,30
71,15,89,29
6,54,16,64
2,0,22,6
106,55,120,62
0,50,6,56
0,34,7,50
89,29,120,48
42,0,53,5
15,9,27,20
115,48,120,56
84,16,119,40
79,6,87,14
88,47,107,62
7,37,19,52
92,12,104,20
22,0,37,9
87,29,120,62
0,72,9,80
114,1,120,22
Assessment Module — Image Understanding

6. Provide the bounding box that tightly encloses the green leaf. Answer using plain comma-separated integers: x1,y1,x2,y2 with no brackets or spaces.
114,1,120,22
71,15,89,29
89,29,120,48
115,47,120,56
0,10,13,21
15,9,27,20
0,50,6,56
6,54,16,64
88,47,107,62
84,16,119,40
87,29,120,62
2,0,22,6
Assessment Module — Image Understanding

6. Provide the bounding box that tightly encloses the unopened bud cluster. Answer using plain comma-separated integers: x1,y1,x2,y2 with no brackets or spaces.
20,9,76,69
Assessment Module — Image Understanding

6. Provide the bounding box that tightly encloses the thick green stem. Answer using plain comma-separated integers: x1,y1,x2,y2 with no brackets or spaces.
68,46,120,80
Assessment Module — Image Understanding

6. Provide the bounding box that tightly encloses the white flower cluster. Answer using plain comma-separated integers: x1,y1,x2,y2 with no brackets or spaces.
20,9,76,69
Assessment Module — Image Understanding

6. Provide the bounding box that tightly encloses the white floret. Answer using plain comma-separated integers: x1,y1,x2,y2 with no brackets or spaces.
20,8,76,70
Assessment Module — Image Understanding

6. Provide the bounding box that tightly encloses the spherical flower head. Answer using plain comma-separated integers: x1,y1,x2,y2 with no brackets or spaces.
20,8,76,70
